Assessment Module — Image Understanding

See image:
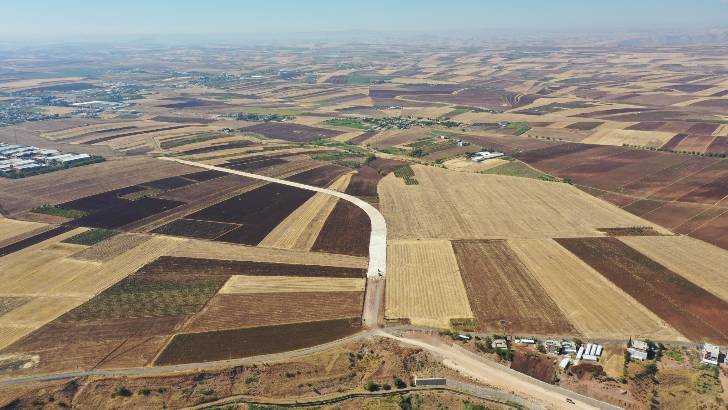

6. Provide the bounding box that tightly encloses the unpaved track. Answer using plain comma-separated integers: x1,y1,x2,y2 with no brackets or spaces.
377,330,621,410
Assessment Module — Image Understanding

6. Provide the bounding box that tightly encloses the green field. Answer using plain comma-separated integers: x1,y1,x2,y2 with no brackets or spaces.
324,118,370,130
31,205,87,219
62,228,119,246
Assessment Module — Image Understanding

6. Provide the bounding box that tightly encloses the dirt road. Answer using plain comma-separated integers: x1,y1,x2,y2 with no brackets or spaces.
377,330,621,410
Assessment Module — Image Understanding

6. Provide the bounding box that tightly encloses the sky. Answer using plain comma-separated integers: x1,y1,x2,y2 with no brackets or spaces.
1,0,727,42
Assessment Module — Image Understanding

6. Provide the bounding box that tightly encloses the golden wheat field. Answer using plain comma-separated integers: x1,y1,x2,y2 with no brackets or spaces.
258,173,351,250
508,238,686,341
385,239,473,328
219,275,365,294
379,165,661,240
620,235,728,303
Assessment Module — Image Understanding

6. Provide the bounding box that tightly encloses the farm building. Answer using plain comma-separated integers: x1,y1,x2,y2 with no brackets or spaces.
627,339,650,361
561,340,577,354
492,339,508,350
413,376,447,387
544,339,562,354
470,151,504,162
559,357,571,370
577,343,603,361
702,343,720,365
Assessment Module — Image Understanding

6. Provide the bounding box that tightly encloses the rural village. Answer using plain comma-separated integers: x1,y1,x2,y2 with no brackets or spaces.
1,23,728,410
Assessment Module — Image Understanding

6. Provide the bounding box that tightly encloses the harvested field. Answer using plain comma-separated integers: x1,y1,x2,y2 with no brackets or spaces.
137,256,365,278
0,297,31,316
70,197,185,230
555,237,728,343
286,164,350,188
312,200,370,257
243,122,342,142
620,235,728,303
187,183,315,245
150,116,216,124
385,240,473,328
259,174,350,250
220,275,364,294
511,350,555,383
183,292,364,332
82,125,189,145
0,157,194,215
379,165,655,240
508,239,683,340
178,140,255,155
154,318,361,365
169,238,367,269
452,240,576,335
582,129,677,148
0,217,48,243
596,227,663,236
151,219,238,240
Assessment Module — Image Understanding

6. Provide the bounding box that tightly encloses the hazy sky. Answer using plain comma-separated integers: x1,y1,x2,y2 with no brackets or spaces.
1,0,727,41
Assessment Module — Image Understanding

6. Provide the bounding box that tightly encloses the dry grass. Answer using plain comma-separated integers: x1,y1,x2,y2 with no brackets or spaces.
620,235,728,303
508,238,686,341
219,275,365,294
442,158,509,173
385,239,473,328
258,173,351,250
379,165,658,240
170,238,368,269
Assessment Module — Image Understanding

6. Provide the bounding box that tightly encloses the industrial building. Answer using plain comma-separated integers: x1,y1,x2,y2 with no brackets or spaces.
0,143,92,176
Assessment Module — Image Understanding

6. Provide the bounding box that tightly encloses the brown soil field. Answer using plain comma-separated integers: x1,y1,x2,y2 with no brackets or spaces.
686,123,720,135
706,136,728,154
674,134,717,153
367,158,408,174
660,133,688,150
154,318,361,365
620,235,728,303
508,239,683,340
379,165,655,240
510,350,555,383
151,219,239,240
0,225,74,257
0,157,194,215
638,202,709,230
187,182,316,245
690,212,728,250
183,292,364,332
312,200,370,257
625,121,667,131
345,166,381,197
348,131,376,145
137,256,366,278
82,125,189,145
70,197,186,230
555,237,728,343
286,164,350,188
243,122,343,142
673,206,727,234
566,122,604,131
620,157,716,198
385,240,473,328
452,240,577,335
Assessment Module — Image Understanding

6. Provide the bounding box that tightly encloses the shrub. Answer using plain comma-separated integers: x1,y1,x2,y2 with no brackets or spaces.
114,386,132,398
394,377,407,389
365,382,381,392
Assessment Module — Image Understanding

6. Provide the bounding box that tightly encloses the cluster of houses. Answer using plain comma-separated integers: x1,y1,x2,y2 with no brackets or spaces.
701,343,726,366
0,143,91,174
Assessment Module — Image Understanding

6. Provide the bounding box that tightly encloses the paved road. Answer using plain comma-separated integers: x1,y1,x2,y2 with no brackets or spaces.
159,157,387,279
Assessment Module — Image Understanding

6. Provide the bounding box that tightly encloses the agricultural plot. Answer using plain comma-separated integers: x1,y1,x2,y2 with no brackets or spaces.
182,292,364,332
0,217,48,244
379,165,656,240
385,240,473,328
186,183,316,245
154,318,361,365
286,164,350,187
311,200,370,257
620,235,728,303
0,225,74,257
452,240,577,336
242,122,343,142
152,219,239,240
508,239,684,340
137,256,366,278
219,276,365,294
556,237,728,344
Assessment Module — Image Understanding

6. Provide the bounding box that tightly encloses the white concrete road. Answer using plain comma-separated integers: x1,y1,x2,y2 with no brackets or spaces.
159,157,387,279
